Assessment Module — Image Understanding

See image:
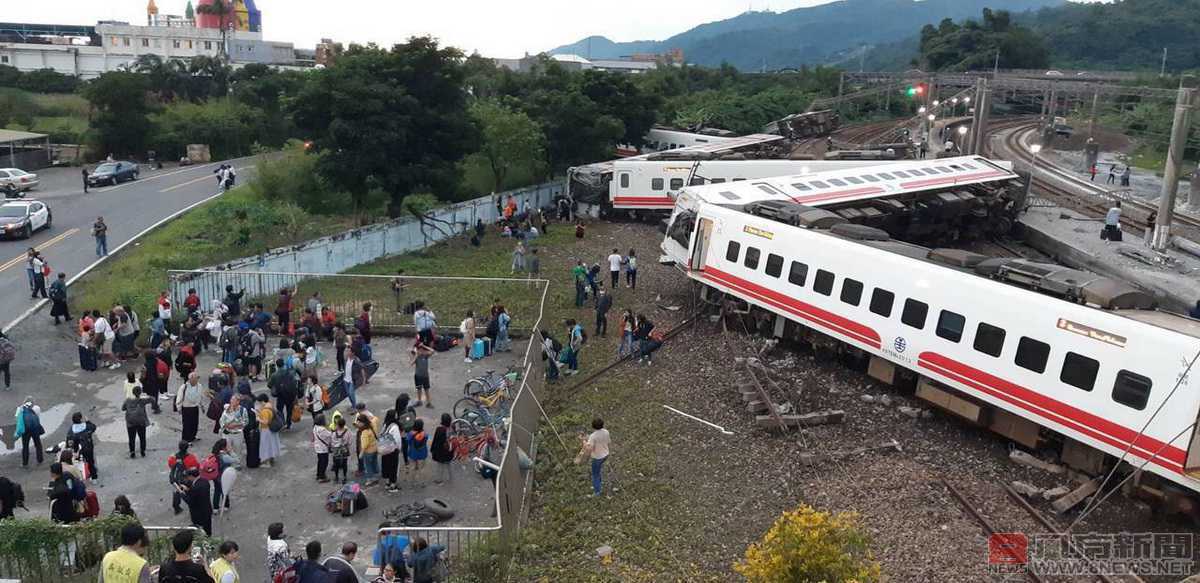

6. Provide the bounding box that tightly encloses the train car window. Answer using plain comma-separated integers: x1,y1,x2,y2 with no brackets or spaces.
788,261,808,286
934,167,950,173
814,269,835,296
667,211,696,248
765,254,783,278
711,178,726,184
1015,337,1051,373
922,168,937,174
840,278,863,306
827,178,847,187
670,178,684,190
619,174,630,188
949,165,963,171
893,170,911,178
869,288,894,317
973,322,1006,357
936,310,966,342
901,299,928,329
862,175,880,182
733,178,746,182
811,180,829,188
845,177,863,185
718,191,740,201
791,183,812,191
725,241,740,262
962,163,977,170
1112,370,1152,410
651,178,664,191
690,177,705,186
756,184,783,195
878,173,895,180
744,247,761,270
908,169,925,176
1060,352,1099,392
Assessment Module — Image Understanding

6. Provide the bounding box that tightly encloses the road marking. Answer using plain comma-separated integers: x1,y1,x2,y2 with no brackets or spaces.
160,165,255,193
0,228,79,272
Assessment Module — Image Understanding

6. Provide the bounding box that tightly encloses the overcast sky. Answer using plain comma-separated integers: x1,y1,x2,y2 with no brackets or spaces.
7,0,832,57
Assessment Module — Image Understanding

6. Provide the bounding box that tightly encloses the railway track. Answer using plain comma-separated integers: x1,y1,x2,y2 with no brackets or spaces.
990,122,1200,238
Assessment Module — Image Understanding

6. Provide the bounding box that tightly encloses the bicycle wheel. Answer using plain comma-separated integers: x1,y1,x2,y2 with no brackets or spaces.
453,397,481,420
458,407,491,428
464,378,490,396
451,418,480,437
401,511,439,527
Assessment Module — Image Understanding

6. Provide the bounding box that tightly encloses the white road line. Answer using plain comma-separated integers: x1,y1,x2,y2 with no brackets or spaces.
0,228,79,272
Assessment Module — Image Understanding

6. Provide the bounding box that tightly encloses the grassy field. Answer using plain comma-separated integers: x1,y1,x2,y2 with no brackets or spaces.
70,187,354,318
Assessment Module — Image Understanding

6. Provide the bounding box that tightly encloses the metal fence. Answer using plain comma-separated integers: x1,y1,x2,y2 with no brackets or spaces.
0,524,205,583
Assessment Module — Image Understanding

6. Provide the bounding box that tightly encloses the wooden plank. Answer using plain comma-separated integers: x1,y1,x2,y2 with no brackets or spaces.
744,362,787,433
1052,478,1101,514
756,410,845,430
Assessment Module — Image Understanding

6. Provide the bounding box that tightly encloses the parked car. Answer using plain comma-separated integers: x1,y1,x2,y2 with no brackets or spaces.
0,200,51,239
86,161,139,187
0,168,39,197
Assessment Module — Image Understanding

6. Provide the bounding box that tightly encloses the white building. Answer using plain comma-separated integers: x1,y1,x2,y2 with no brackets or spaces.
494,53,663,75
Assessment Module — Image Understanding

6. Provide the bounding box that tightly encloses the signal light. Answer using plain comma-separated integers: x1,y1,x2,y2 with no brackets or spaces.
905,84,925,97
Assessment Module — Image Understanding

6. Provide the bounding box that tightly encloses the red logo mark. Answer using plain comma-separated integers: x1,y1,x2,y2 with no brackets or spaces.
989,533,1028,565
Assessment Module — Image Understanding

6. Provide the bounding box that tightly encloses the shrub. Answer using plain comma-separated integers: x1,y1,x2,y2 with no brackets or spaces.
734,504,881,583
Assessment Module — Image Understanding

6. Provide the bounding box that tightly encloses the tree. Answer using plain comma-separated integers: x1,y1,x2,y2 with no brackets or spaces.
82,72,157,158
918,10,1047,71
133,54,188,102
469,99,546,190
290,38,477,218
578,70,661,147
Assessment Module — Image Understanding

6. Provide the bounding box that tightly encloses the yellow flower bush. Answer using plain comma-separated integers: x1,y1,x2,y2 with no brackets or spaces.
734,504,881,583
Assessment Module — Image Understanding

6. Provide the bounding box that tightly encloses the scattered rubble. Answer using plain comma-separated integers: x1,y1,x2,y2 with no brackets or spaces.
798,439,902,466
897,406,923,419
1008,450,1065,474
1050,478,1101,514
1010,481,1044,497
1041,485,1071,500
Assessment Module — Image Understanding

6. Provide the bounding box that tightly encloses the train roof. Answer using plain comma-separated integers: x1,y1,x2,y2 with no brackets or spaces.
570,134,785,178
679,155,1018,209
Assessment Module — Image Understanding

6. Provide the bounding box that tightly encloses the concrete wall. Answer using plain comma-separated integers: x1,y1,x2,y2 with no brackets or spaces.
170,181,564,308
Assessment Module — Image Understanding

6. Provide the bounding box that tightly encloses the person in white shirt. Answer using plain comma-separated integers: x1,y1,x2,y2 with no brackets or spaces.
606,249,623,289
581,418,611,497
93,311,119,369
175,372,204,443
1103,201,1123,244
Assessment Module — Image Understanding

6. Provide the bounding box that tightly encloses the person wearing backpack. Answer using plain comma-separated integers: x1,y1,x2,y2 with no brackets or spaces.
67,412,100,484
14,398,44,466
406,419,429,479
269,360,299,431
379,409,403,493
123,385,155,458
167,441,199,515
431,413,454,484
305,376,328,422
330,416,352,484
47,462,79,523
219,321,241,366
0,331,15,389
158,530,214,583
560,320,583,376
256,394,282,467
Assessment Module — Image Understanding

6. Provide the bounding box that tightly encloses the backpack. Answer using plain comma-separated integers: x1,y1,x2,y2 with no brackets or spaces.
268,407,284,433
272,565,299,583
169,458,187,485
199,454,220,481
485,318,500,338
649,329,665,343
319,384,331,407
378,425,399,455
331,431,350,460
578,326,588,345
0,338,16,365
49,283,66,301
68,476,86,501
208,373,228,392
219,327,238,350
83,490,100,519
398,408,417,432
238,331,255,355
20,406,42,437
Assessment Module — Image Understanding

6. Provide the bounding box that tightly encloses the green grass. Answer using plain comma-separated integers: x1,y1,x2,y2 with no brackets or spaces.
70,187,353,318
29,93,90,118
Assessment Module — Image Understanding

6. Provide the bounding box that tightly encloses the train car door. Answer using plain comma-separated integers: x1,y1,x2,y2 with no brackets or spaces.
690,218,714,270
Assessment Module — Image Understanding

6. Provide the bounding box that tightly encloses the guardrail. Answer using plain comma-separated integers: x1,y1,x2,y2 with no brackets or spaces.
0,522,206,583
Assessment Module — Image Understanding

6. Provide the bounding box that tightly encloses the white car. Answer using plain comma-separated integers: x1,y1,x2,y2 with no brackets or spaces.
0,200,51,239
0,168,39,196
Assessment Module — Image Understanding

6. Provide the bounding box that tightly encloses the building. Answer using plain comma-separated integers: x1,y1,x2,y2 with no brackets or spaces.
497,52,665,75
0,1,295,78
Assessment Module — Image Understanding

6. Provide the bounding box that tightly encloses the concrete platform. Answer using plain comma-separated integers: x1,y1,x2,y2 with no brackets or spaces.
1021,206,1200,311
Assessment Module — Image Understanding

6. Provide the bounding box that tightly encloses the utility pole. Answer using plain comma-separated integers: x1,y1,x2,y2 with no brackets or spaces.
1087,91,1099,139
1152,87,1196,251
1161,47,1168,77
993,50,1000,77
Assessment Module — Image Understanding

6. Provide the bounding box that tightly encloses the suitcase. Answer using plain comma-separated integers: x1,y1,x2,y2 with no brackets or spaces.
78,345,98,371
83,490,100,518
327,378,348,409
244,428,261,468
482,338,493,357
471,339,486,360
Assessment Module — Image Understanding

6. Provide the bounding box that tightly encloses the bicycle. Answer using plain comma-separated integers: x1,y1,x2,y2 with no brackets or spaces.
463,366,520,397
452,386,511,420
449,424,500,462
453,402,509,434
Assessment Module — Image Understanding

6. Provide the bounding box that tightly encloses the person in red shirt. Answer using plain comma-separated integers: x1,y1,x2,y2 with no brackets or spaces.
320,307,337,341
183,289,201,316
166,441,200,515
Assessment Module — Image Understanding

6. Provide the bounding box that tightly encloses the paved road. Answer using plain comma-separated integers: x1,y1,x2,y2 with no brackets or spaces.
1,159,258,330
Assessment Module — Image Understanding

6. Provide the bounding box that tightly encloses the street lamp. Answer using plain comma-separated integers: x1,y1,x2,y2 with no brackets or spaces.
933,100,940,108
1026,143,1043,199
957,125,968,153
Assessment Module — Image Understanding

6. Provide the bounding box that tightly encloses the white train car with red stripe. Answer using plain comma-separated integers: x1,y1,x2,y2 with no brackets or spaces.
661,161,1200,502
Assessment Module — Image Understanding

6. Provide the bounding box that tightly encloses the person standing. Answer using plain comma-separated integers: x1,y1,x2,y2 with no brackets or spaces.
431,413,454,484
460,311,476,363
275,287,295,334
1121,165,1132,187
322,542,360,583
47,462,79,523
94,310,119,370
594,289,611,338
343,351,364,408
413,302,436,346
391,270,406,313
49,272,70,325
527,247,541,282
123,386,154,458
313,412,332,483
1107,164,1117,185
24,248,36,293
256,394,281,467
0,332,15,389
562,319,583,376
357,414,380,487
511,240,526,274
67,412,100,485
356,303,373,346
209,541,241,583
158,530,214,581
380,410,403,493
30,252,47,299
572,260,587,307
580,418,611,497
625,249,638,289
607,248,622,288
81,167,91,194
410,340,434,407
408,538,447,583
93,216,108,257
101,524,153,583
176,372,204,443
265,523,293,582
1089,164,1098,182
268,360,298,431
15,398,44,467
167,441,199,515
330,416,352,484
495,307,511,352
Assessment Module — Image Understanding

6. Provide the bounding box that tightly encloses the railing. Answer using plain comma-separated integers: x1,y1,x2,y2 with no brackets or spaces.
0,521,205,583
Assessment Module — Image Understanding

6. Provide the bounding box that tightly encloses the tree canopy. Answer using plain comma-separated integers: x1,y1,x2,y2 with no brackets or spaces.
918,9,1049,71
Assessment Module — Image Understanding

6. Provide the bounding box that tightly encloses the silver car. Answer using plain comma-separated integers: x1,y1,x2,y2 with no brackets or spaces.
0,168,39,196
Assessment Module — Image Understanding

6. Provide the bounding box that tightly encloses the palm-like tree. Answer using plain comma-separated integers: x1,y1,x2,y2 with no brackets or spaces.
133,54,188,101
195,0,234,62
